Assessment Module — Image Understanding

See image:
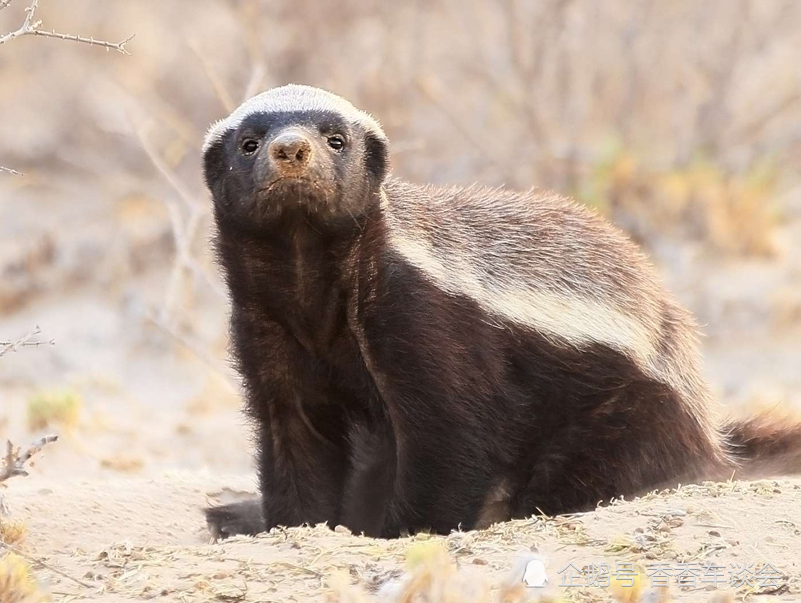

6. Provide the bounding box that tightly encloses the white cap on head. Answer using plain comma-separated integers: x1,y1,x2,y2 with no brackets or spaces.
202,84,386,154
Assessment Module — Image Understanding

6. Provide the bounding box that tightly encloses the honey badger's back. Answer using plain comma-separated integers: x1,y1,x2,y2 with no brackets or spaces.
381,178,717,424
355,179,730,524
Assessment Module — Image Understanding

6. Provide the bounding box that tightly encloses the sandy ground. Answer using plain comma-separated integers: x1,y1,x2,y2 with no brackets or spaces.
1,472,799,602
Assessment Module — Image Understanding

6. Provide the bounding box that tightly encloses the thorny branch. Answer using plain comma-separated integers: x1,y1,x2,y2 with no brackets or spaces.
0,0,134,53
0,436,58,484
0,326,55,358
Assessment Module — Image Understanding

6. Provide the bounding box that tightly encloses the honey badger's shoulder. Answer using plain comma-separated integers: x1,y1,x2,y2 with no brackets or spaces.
377,178,715,427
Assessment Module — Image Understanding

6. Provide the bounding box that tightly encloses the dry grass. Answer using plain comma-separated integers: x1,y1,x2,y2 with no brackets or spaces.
0,519,27,547
582,149,782,256
26,390,81,432
325,541,554,603
0,473,793,602
0,553,47,603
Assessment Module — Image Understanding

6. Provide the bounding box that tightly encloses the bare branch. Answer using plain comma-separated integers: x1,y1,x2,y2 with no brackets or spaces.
0,2,134,175
27,29,134,54
0,326,55,358
0,0,41,45
19,0,34,27
134,124,201,211
0,0,134,54
145,314,236,392
0,165,23,176
0,436,58,483
188,37,237,113
133,122,227,317
241,63,266,104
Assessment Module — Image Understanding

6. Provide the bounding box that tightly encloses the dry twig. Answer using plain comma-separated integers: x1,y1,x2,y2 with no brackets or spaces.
0,0,134,53
0,326,55,359
133,122,227,318
145,313,236,392
0,436,58,484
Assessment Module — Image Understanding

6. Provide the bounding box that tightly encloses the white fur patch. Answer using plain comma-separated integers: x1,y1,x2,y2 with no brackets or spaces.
202,84,385,153
386,232,655,364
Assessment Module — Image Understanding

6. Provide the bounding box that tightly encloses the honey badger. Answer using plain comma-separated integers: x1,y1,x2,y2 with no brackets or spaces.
202,84,801,539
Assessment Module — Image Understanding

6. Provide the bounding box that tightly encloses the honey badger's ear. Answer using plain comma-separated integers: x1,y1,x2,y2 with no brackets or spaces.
202,138,227,192
364,130,389,185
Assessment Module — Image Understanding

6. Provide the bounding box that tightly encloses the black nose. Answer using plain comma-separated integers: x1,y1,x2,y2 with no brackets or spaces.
269,132,312,171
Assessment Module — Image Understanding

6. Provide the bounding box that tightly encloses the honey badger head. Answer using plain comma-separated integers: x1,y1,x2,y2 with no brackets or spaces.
202,84,389,231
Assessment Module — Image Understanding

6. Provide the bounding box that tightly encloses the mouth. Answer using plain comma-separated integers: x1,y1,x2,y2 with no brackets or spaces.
255,177,338,217
257,176,316,195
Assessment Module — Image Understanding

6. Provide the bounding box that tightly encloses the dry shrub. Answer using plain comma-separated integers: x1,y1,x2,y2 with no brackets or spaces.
581,144,781,256
26,390,81,432
0,553,47,603
0,519,27,547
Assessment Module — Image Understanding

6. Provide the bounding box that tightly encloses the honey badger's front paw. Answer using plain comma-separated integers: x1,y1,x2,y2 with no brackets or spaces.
205,498,265,540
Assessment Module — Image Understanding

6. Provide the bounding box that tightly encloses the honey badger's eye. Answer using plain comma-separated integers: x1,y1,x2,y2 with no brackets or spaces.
240,138,260,155
327,135,345,151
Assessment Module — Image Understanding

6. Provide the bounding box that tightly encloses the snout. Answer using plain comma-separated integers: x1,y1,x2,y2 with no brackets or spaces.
269,131,312,176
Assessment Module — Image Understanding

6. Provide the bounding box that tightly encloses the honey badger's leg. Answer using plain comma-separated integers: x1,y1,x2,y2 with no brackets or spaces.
205,400,349,538
371,398,496,538
505,339,723,517
353,263,510,537
340,420,396,537
254,400,350,532
513,385,716,516
206,314,351,537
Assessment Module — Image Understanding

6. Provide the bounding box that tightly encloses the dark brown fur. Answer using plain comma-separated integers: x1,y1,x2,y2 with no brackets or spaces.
201,85,801,540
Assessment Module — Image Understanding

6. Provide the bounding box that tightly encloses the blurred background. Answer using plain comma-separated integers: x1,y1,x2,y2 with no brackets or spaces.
1,0,800,482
